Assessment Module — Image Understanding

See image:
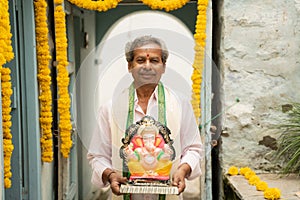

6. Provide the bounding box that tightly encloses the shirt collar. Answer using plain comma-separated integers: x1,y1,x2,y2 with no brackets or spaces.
134,85,159,103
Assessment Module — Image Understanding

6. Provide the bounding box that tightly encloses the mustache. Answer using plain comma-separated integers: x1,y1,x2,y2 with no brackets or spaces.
138,71,156,75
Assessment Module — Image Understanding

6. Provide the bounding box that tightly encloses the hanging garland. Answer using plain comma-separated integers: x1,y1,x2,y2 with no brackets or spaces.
0,0,15,189
66,0,190,12
1,68,13,189
191,0,208,123
34,0,54,162
139,0,190,12
54,3,73,158
66,0,121,12
0,1,14,65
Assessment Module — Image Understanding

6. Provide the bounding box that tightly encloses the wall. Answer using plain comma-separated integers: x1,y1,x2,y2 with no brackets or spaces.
218,0,300,171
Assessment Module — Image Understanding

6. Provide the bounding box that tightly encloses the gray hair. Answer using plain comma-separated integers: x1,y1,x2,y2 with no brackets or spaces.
125,35,169,64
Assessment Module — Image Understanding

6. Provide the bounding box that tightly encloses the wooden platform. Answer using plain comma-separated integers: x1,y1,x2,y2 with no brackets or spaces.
120,184,179,195
224,174,300,200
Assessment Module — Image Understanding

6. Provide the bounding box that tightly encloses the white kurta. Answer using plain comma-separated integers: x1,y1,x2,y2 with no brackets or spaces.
87,84,203,200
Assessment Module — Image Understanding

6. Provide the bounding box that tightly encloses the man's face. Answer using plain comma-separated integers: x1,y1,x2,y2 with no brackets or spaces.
128,43,165,88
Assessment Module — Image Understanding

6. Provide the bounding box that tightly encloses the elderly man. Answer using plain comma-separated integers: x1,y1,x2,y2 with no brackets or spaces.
87,35,202,200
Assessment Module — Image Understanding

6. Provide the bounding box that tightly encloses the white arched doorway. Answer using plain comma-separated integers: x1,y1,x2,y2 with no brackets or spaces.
94,11,195,109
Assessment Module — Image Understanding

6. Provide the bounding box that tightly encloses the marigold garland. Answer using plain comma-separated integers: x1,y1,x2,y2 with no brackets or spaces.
34,0,54,162
1,68,14,189
191,0,208,122
67,0,121,12
228,166,281,200
0,1,14,66
1,0,15,189
54,4,73,158
139,0,190,12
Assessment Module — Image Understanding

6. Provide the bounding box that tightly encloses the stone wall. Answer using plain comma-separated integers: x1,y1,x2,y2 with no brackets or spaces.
218,0,300,172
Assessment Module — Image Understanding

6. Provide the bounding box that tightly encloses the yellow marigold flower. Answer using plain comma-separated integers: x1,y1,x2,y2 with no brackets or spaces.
2,107,12,113
54,0,63,4
244,170,256,180
139,0,189,11
248,175,260,185
1,67,11,74
240,167,252,176
256,181,268,191
264,188,281,200
228,166,239,176
4,178,11,188
1,75,11,82
2,121,12,129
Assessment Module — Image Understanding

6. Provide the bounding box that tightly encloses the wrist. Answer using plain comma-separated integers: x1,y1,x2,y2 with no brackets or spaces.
178,163,191,178
107,171,116,184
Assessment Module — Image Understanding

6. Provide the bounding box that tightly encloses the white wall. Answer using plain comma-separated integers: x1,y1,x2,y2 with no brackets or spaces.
219,0,300,172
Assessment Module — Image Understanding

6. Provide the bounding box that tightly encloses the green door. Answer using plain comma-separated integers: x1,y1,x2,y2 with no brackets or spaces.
4,0,42,199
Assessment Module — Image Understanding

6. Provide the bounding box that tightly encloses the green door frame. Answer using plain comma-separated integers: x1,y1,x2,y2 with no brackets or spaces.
64,1,212,199
4,0,42,199
4,0,22,199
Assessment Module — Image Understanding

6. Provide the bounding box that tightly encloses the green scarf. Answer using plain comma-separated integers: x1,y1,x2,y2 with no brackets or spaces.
123,82,167,200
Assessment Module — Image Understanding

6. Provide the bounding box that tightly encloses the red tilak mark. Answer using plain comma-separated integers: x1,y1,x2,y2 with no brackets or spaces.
146,54,149,57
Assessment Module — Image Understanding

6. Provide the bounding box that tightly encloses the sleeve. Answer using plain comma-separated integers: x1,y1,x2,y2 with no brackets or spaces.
87,102,113,188
179,97,203,180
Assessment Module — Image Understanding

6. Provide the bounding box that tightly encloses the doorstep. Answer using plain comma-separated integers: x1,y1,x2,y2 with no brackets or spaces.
224,173,300,200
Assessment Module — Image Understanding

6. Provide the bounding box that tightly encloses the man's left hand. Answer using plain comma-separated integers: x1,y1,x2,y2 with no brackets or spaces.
171,163,191,194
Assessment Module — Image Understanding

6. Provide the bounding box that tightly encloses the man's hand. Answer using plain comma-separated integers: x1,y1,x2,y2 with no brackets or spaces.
102,169,128,195
109,172,128,195
172,163,191,194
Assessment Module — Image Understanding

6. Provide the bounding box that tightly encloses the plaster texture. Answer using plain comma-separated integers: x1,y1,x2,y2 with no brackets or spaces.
219,0,300,171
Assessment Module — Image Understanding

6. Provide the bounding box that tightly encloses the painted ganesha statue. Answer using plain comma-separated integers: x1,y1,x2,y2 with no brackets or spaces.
120,116,176,182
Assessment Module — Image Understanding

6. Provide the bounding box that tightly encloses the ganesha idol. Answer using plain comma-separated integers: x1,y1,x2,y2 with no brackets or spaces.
120,116,176,182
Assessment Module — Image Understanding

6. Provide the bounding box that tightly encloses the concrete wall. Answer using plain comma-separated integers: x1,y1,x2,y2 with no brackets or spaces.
218,0,300,172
